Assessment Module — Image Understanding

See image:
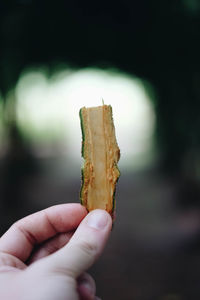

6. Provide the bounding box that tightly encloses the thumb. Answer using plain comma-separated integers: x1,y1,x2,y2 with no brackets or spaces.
39,209,112,278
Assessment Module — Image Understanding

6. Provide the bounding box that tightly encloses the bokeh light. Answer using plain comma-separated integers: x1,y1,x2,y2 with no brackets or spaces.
16,68,155,171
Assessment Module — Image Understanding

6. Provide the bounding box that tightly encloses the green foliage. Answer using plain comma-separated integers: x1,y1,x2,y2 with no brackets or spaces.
0,1,200,171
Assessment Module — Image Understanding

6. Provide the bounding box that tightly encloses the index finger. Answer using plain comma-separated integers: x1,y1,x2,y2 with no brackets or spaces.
0,204,87,262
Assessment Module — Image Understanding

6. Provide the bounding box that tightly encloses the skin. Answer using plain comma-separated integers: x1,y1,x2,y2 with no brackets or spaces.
0,204,112,300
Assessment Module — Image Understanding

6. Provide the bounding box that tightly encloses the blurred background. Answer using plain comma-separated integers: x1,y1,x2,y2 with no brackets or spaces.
1,1,200,299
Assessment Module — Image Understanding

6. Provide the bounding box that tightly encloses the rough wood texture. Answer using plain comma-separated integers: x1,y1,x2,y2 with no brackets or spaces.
80,105,120,217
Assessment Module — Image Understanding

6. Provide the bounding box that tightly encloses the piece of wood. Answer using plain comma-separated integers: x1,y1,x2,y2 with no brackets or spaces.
80,105,120,218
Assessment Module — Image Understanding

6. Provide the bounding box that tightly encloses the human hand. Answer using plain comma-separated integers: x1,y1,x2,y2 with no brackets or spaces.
0,204,112,300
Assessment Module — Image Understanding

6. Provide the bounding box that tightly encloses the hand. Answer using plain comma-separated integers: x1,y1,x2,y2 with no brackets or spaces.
0,204,112,300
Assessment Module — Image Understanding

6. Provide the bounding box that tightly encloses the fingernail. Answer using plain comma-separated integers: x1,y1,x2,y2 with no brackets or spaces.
87,210,109,230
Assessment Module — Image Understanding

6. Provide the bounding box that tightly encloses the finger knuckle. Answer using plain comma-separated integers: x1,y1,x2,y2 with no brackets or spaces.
79,239,97,257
